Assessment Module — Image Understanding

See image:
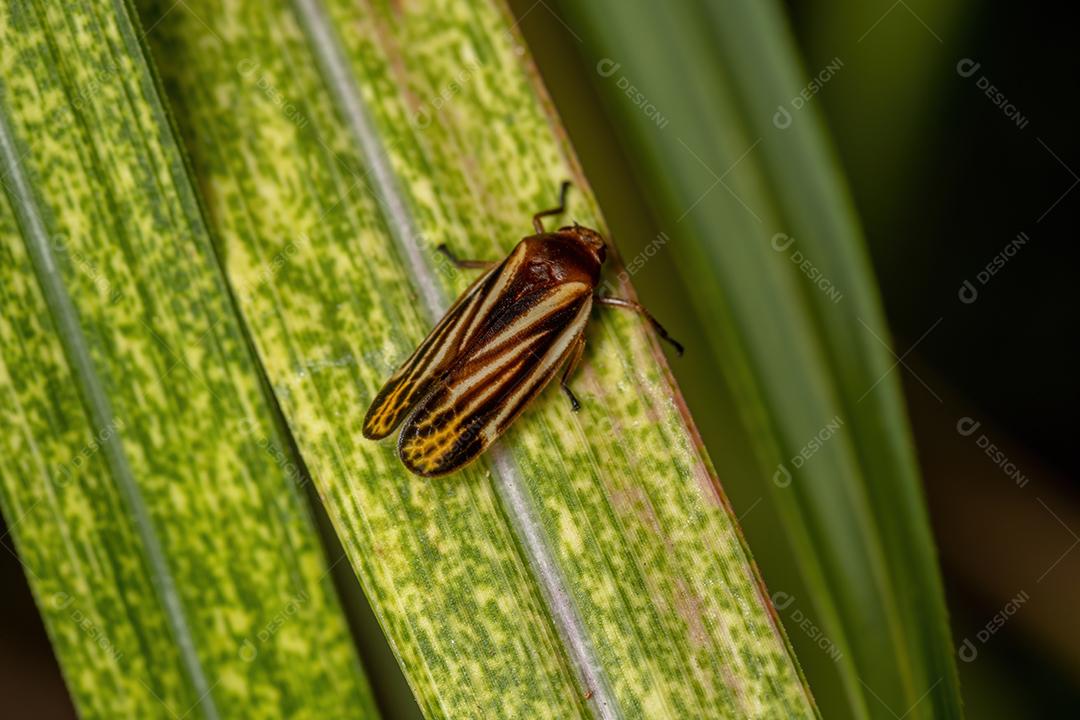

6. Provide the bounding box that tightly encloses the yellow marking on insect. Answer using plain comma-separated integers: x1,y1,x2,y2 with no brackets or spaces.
401,419,472,472
364,187,683,475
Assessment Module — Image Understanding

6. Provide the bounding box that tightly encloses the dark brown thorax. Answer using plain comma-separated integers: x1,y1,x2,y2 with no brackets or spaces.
522,228,606,289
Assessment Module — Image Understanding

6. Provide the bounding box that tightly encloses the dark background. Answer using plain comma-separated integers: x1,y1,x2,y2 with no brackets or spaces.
520,0,1080,715
2,1,1076,717
783,2,1079,713
832,1,1080,713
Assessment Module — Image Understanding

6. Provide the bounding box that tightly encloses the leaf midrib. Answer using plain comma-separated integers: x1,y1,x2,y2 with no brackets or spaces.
0,74,220,720
288,1,625,716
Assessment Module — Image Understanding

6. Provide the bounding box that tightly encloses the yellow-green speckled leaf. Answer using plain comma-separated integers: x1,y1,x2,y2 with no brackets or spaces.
0,2,377,718
139,0,818,717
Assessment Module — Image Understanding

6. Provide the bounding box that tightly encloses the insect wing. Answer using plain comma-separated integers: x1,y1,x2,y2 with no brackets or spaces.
398,283,593,476
362,263,501,439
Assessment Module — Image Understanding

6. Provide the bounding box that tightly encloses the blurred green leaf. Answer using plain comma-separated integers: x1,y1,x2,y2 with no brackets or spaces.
0,1,376,718
554,0,963,718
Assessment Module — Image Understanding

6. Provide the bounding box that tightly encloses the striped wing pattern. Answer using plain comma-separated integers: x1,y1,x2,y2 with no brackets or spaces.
362,261,502,439
398,283,592,476
363,240,537,439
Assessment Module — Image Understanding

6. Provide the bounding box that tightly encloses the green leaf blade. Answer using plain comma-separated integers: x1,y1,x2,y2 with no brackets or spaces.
0,1,377,717
143,0,818,716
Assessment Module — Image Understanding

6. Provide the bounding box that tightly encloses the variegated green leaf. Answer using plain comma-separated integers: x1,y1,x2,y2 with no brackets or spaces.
139,0,817,717
0,2,376,718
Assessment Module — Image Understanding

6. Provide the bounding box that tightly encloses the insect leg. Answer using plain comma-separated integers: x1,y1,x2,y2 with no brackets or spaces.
560,334,586,412
595,296,685,356
532,180,572,234
436,244,497,270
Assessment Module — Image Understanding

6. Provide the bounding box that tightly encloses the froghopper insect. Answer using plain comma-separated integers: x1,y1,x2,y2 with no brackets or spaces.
363,182,682,476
